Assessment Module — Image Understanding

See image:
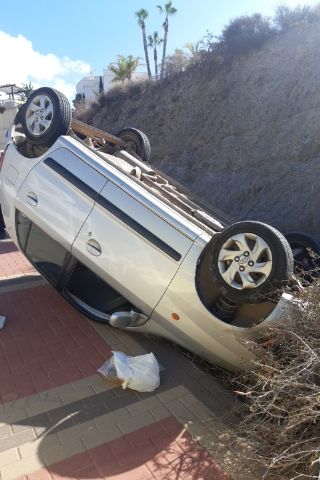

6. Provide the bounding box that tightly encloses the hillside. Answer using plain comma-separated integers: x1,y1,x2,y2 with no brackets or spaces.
80,22,320,238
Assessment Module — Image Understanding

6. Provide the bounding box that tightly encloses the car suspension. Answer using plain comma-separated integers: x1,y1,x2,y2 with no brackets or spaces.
213,294,239,322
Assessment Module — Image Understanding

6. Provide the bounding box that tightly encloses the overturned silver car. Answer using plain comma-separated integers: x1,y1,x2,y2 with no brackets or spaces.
0,87,295,370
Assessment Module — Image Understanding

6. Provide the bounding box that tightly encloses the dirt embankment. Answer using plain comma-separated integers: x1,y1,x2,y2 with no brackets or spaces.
81,22,320,238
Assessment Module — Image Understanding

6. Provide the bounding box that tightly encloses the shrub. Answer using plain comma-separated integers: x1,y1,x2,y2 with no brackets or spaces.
72,93,85,110
220,14,275,56
196,31,225,68
164,48,190,76
234,279,320,479
274,4,318,32
198,30,217,53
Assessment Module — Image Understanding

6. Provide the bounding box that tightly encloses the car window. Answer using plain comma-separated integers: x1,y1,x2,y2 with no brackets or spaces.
16,211,68,285
16,210,32,251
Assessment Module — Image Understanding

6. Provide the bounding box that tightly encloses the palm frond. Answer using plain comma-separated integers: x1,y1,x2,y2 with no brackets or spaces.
135,8,148,25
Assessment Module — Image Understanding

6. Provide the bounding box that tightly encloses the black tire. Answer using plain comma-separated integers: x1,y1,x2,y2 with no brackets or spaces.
284,232,320,279
210,221,294,304
21,87,71,147
116,127,151,163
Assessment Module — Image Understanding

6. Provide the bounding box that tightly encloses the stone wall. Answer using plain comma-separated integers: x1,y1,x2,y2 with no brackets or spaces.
82,22,320,239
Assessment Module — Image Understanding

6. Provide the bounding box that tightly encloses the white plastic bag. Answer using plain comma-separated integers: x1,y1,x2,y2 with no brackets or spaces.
97,355,119,383
98,351,160,392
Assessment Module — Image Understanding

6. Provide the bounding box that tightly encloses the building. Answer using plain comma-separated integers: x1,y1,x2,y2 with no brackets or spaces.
76,68,147,106
76,69,114,105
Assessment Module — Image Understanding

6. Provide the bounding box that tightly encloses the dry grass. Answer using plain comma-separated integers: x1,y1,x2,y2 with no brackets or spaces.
234,279,320,479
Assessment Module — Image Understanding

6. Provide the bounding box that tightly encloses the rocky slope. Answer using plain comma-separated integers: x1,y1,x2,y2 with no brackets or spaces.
81,22,320,238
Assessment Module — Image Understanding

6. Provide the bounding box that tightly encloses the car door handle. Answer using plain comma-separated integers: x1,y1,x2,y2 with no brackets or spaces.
86,239,102,256
26,192,38,206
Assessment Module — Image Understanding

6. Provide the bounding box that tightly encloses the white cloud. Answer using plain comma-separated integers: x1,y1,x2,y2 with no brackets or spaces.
0,31,91,100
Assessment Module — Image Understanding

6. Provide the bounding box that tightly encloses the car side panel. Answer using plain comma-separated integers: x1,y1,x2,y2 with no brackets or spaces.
16,148,108,250
131,241,255,370
0,143,45,243
72,181,194,315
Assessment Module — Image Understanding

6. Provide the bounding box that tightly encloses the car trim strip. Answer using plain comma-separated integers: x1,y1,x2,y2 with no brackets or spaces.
44,157,98,201
44,157,182,262
95,195,182,261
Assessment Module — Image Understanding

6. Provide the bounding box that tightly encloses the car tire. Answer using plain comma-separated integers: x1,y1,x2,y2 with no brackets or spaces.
284,232,320,277
209,221,294,304
116,127,151,163
21,87,71,147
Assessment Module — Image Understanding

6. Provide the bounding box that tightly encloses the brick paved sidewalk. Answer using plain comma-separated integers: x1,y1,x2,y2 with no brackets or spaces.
0,240,257,480
0,241,38,281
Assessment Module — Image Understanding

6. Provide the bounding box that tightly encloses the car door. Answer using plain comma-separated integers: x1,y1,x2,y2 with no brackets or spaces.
16,147,108,251
72,180,194,316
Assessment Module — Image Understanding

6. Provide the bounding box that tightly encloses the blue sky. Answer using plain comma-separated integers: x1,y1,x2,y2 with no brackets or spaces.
0,0,318,98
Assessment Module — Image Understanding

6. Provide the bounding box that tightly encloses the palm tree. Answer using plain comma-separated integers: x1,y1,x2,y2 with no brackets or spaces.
147,31,163,80
18,82,34,102
184,41,201,58
157,1,177,79
109,55,140,84
135,8,152,79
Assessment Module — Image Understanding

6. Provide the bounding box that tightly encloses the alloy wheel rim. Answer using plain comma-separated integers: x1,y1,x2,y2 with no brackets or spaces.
25,95,54,136
218,232,273,290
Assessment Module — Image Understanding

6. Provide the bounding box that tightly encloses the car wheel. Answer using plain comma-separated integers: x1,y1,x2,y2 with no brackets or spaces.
284,232,320,279
21,87,71,147
116,127,151,163
210,221,294,303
